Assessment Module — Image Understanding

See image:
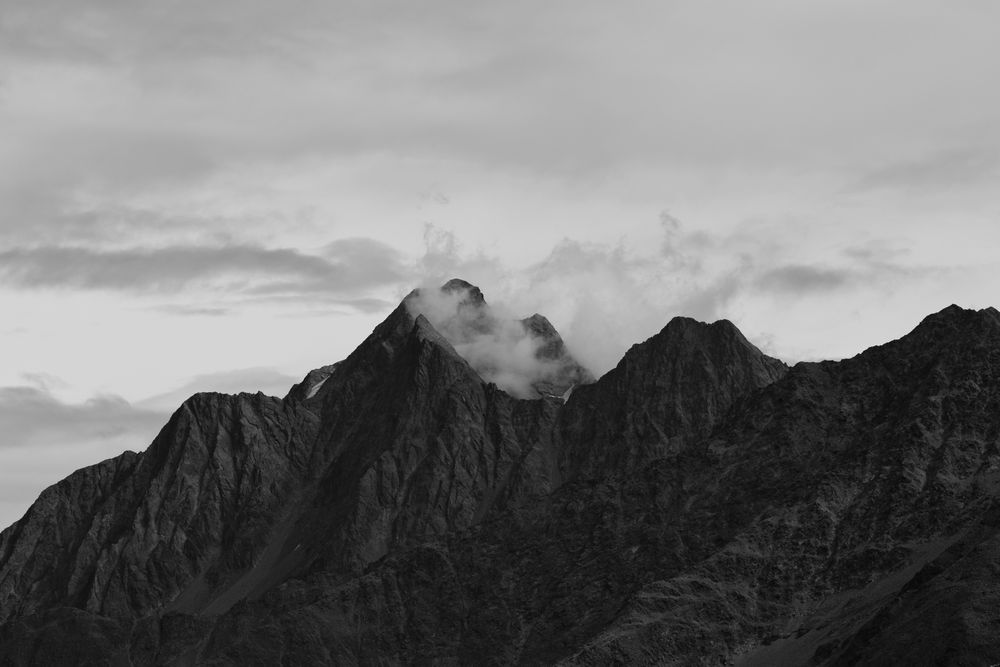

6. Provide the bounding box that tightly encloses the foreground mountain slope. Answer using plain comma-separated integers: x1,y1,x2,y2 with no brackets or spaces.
566,305,1000,665
174,313,788,666
1,285,999,665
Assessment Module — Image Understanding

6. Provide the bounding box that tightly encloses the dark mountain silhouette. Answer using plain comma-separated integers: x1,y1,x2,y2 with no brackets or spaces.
2,282,999,665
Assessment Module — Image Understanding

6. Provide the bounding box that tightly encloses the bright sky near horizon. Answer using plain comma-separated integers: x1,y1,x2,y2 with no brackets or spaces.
2,0,999,527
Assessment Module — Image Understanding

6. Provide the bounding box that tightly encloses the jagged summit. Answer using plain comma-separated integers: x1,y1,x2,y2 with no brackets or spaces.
439,277,486,305
288,279,593,402
558,312,788,475
4,294,1000,665
837,303,1000,368
520,313,564,358
396,279,593,399
658,314,756,341
913,303,1000,332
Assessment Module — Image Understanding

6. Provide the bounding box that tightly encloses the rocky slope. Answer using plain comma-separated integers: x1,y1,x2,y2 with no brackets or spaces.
1,283,999,665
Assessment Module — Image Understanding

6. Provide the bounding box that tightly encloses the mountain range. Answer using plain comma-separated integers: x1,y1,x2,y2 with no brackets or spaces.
1,279,999,665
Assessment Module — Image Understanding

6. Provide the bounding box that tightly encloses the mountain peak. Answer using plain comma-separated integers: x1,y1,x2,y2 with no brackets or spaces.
662,314,735,331
439,277,486,305
655,315,763,352
399,280,592,399
907,304,1000,344
922,303,973,323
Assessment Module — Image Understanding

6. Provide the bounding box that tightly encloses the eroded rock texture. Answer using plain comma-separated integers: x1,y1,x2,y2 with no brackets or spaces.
2,283,1000,666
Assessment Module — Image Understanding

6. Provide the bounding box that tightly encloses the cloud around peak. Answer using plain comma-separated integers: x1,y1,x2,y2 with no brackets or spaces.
404,280,593,399
410,221,945,372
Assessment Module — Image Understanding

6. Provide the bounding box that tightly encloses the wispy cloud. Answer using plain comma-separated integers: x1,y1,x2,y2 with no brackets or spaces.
850,149,1000,193
756,265,854,293
0,238,407,308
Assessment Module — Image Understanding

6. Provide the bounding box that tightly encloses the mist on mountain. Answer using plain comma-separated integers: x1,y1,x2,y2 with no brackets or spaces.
404,278,592,398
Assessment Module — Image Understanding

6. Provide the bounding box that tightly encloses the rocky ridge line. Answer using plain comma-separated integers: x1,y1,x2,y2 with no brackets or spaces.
0,286,998,665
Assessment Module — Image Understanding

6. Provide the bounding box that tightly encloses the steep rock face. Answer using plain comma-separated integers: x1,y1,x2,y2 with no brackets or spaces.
558,317,787,477
0,282,585,663
0,451,142,623
285,363,339,401
138,307,794,664
277,309,562,577
0,391,318,664
519,313,596,398
564,305,1000,665
0,391,315,625
2,288,1000,666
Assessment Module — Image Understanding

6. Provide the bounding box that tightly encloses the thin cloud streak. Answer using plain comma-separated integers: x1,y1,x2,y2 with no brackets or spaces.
850,149,1000,193
756,265,853,293
0,239,407,303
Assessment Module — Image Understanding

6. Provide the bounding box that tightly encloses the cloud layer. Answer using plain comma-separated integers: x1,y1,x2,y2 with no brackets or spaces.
0,238,405,314
4,0,999,254
0,385,166,450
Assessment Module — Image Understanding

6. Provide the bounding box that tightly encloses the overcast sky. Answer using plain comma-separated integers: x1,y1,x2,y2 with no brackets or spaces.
2,0,999,527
